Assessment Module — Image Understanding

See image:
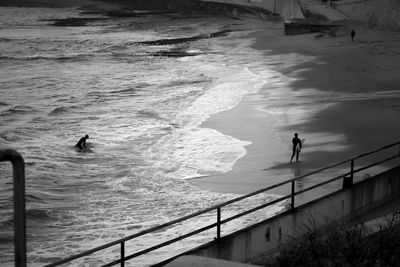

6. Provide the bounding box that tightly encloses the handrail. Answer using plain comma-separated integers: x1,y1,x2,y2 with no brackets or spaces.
0,149,27,267
45,140,400,267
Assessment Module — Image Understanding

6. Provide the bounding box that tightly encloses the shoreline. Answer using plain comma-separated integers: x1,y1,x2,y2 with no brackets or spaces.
3,0,400,196
190,18,400,195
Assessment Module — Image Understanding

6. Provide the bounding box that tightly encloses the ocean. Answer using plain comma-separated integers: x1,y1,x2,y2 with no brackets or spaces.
0,6,285,266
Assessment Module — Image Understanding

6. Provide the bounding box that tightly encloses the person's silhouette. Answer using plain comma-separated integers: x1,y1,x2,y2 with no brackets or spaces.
76,134,89,150
351,29,356,42
290,133,302,164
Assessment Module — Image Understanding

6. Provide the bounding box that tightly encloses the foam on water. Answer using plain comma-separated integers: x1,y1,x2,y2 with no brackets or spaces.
147,63,268,179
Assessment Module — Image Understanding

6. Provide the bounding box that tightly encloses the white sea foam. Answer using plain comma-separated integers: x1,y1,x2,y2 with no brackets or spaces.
146,61,268,180
149,128,251,179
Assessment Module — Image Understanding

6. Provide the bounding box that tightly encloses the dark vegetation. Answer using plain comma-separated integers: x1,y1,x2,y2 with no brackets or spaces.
253,212,400,267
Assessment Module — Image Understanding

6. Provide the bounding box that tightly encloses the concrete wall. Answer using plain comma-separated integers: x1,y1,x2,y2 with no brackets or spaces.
336,0,400,30
185,166,400,263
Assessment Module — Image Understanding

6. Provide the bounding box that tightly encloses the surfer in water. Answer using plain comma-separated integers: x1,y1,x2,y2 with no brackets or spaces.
76,134,89,150
290,133,302,164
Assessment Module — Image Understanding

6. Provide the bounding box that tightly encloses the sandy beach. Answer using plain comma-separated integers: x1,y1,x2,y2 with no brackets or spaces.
190,19,400,195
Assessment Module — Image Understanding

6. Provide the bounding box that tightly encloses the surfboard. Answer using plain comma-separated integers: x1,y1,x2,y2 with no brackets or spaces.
296,138,305,152
73,144,93,153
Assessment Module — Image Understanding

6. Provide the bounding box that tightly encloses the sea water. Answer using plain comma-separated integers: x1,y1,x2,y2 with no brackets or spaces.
0,7,284,266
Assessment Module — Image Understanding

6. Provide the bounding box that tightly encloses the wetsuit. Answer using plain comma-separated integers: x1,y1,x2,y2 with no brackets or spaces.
292,137,302,153
351,30,355,42
76,137,87,149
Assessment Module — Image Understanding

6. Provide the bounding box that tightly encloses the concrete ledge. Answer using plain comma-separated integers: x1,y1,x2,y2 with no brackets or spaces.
182,166,400,263
165,255,260,267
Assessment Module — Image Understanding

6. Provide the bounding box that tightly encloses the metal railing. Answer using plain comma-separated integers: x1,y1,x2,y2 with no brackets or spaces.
0,149,27,267
43,141,400,267
3,142,399,267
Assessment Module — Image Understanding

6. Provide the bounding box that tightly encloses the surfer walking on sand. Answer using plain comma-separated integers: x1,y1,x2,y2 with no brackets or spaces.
76,134,89,150
351,29,356,42
290,133,302,164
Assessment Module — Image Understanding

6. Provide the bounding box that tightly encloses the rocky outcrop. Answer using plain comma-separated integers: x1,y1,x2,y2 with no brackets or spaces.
95,0,200,10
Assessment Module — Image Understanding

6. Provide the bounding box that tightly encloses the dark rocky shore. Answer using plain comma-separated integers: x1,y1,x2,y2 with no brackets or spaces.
2,0,274,29
0,0,272,17
0,0,207,10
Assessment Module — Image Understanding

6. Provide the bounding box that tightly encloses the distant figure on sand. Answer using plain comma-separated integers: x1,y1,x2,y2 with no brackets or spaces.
290,133,302,164
76,134,89,150
351,29,356,42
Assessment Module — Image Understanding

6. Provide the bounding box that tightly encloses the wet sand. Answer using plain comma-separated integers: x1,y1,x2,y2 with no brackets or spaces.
190,19,400,195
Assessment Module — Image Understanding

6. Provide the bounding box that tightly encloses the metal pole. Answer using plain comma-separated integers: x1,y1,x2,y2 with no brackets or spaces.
0,149,27,267
120,242,125,267
217,207,221,239
291,180,295,210
350,159,354,180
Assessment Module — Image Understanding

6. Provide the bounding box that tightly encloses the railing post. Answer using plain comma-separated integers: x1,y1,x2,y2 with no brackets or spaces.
350,159,354,180
120,241,125,267
291,180,295,210
217,207,221,240
0,149,27,267
343,159,355,189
